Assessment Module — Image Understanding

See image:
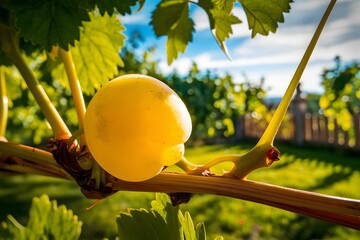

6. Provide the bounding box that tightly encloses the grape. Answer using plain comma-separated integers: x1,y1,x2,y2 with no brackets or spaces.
84,74,192,182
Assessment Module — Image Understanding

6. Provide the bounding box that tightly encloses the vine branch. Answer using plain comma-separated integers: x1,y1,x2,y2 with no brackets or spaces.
0,28,71,139
60,49,87,146
0,66,8,137
1,146,358,230
258,0,337,146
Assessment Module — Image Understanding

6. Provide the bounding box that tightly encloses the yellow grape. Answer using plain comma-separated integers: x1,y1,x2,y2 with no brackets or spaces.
84,74,192,182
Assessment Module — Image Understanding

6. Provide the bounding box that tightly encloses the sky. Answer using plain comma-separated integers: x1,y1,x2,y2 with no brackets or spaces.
121,0,360,97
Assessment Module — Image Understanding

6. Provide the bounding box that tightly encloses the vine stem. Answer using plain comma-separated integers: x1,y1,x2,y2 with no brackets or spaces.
0,140,56,165
60,49,87,146
0,141,358,229
257,0,337,146
112,173,360,230
0,141,73,180
1,29,70,139
0,66,8,137
213,0,337,179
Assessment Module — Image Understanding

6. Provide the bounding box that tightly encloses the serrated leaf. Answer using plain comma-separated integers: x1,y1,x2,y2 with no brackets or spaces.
151,0,194,64
7,0,90,51
198,0,241,60
52,12,126,94
166,7,194,64
117,193,222,240
151,0,189,36
210,9,241,59
91,0,139,16
239,0,292,37
213,0,236,14
0,195,82,239
117,193,182,240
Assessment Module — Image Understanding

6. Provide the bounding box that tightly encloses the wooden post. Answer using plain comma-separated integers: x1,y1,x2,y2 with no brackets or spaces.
234,115,245,141
292,84,307,145
354,114,360,150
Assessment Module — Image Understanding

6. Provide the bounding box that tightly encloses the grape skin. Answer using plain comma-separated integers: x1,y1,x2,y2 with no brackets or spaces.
84,74,192,182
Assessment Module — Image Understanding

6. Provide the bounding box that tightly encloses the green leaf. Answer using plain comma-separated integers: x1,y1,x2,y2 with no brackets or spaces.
151,0,189,36
151,0,194,65
198,0,241,60
117,193,223,239
7,0,90,51
52,12,126,94
0,195,82,239
239,0,293,37
210,9,241,59
91,0,140,16
166,6,194,64
117,193,182,240
213,0,236,14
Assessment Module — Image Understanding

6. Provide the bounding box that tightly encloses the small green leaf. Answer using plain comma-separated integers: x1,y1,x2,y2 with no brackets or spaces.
117,193,222,240
166,6,194,64
117,193,182,240
239,0,293,37
7,0,90,51
198,0,241,60
0,195,82,239
210,9,241,59
151,0,194,64
117,209,172,240
213,0,236,14
151,0,189,36
52,12,126,94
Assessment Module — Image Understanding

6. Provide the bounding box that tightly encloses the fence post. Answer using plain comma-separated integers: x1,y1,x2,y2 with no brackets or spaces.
292,84,307,145
234,115,245,141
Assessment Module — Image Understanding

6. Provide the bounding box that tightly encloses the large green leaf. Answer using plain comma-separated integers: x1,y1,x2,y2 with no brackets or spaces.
53,12,126,94
239,0,293,37
7,0,90,51
117,193,182,240
165,5,194,65
91,0,141,16
117,193,220,240
0,195,82,239
151,0,194,65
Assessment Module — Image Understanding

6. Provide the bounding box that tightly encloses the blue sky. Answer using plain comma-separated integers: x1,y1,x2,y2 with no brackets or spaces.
121,0,360,97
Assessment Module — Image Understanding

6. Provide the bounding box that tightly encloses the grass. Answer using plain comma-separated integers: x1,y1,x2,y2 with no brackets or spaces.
1,142,359,239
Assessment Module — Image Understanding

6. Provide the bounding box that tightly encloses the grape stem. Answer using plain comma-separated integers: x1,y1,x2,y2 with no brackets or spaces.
192,0,337,179
176,156,200,172
60,49,87,146
0,66,8,137
258,0,337,146
0,140,72,180
0,28,71,139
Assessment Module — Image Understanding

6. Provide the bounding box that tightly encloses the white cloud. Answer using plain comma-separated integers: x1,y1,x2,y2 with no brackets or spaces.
158,57,193,75
192,8,209,32
121,13,149,24
137,0,360,97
